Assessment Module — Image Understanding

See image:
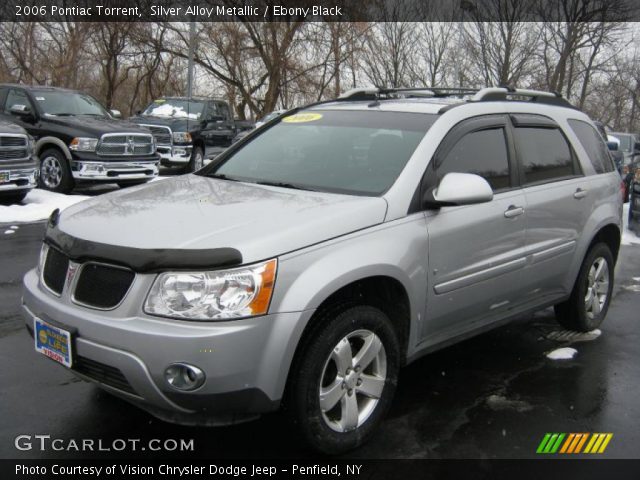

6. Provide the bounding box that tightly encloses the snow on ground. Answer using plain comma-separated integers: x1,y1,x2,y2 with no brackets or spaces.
0,189,89,224
622,203,640,245
546,347,578,360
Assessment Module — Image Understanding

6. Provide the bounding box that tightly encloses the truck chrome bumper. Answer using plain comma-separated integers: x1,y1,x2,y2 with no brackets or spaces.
72,161,159,181
157,145,192,165
0,168,38,192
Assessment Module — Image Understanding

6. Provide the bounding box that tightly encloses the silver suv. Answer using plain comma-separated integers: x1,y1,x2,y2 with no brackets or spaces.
23,87,622,453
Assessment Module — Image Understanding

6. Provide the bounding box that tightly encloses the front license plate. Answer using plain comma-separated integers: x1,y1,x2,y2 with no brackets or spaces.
34,318,73,368
0,171,8,183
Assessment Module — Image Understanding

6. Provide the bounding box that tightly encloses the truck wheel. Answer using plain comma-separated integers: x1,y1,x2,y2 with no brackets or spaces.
287,305,399,454
39,148,74,193
0,191,28,204
187,147,204,173
554,243,614,332
117,180,149,188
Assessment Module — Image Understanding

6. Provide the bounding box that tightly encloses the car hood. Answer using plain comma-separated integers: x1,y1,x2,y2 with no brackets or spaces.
128,115,197,132
57,175,388,263
0,120,27,135
42,115,151,136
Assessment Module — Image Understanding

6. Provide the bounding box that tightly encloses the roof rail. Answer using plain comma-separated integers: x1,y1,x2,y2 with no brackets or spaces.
470,87,574,108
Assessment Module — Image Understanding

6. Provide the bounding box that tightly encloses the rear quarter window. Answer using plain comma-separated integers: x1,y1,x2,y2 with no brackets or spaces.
568,119,616,174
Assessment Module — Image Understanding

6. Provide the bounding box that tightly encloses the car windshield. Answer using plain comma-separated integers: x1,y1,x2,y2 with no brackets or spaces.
142,99,205,119
33,91,108,117
203,110,436,196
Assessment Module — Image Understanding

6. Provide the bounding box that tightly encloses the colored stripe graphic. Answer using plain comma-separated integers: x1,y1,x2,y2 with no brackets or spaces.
538,433,613,454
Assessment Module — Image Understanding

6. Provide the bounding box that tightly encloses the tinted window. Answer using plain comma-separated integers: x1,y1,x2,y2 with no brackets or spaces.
514,127,574,184
4,89,30,114
569,119,615,174
438,128,510,191
206,110,436,196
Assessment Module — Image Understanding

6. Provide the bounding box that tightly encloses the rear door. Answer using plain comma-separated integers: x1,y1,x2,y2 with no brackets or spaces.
422,115,528,340
510,114,592,301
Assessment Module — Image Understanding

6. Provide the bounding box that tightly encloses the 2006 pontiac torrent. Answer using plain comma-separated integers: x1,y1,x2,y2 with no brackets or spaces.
23,87,622,453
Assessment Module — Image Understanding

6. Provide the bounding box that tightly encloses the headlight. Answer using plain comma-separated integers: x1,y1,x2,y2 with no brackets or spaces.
172,132,192,143
37,243,49,274
69,137,98,152
144,259,277,320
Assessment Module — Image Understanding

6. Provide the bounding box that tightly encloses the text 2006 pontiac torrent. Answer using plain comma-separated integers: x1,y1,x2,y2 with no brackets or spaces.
23,87,622,453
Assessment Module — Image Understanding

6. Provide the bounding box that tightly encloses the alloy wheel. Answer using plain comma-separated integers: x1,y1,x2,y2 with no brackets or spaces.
319,329,387,433
584,256,609,320
41,156,63,188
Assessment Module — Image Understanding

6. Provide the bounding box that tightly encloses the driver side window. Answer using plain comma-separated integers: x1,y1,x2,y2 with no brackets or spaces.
437,128,511,192
4,89,30,114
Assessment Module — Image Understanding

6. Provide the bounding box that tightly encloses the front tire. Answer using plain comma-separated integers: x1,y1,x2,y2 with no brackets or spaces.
554,243,614,332
288,305,399,454
187,146,204,173
39,148,74,193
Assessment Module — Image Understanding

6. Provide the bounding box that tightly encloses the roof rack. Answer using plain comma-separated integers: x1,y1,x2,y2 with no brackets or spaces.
336,86,575,110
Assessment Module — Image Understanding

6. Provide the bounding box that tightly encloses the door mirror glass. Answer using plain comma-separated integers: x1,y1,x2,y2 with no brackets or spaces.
426,172,493,207
10,104,32,116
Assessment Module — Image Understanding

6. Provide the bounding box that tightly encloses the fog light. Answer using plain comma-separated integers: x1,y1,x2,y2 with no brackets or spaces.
164,363,205,391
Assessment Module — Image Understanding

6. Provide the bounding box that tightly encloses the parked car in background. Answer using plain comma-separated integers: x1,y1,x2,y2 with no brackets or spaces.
129,97,236,172
629,168,640,232
610,132,639,166
255,109,287,128
23,86,622,454
0,84,159,193
0,119,37,204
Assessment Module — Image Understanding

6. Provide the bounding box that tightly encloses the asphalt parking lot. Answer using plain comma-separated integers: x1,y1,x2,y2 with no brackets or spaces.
1,220,639,460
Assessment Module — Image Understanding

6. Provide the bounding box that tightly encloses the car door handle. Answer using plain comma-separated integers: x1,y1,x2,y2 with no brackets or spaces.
573,188,588,199
504,205,524,218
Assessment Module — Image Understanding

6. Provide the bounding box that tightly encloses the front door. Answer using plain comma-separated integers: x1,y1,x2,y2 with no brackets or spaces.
421,115,528,342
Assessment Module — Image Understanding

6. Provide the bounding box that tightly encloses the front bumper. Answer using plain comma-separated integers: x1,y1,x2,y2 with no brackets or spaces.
156,145,192,166
0,167,38,193
71,160,159,182
22,268,311,425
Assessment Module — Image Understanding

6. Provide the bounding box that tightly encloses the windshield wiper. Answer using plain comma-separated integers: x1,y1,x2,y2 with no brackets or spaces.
208,173,243,182
256,180,318,192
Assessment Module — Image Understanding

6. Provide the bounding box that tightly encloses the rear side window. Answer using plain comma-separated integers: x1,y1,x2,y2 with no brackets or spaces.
568,119,615,174
438,128,510,191
514,127,575,184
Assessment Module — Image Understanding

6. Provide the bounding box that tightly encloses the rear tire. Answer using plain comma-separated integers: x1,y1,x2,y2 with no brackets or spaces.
554,243,614,332
287,304,399,454
39,148,74,193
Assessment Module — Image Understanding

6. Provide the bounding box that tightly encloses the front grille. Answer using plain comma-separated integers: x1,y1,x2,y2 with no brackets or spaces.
73,263,135,309
0,136,27,147
140,125,172,145
73,356,137,395
0,135,28,162
0,149,28,160
96,133,154,156
42,247,69,295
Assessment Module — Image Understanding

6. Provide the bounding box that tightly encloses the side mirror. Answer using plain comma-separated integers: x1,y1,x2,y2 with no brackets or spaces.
635,142,640,153
110,109,122,119
10,104,34,120
424,172,493,207
135,110,142,115
606,141,618,151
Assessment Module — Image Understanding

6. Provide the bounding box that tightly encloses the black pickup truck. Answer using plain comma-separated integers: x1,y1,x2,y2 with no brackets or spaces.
0,119,38,203
128,96,236,171
0,84,160,193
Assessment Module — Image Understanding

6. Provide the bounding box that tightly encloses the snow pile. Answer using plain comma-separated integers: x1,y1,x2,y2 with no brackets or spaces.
148,104,200,119
0,189,89,224
546,347,578,360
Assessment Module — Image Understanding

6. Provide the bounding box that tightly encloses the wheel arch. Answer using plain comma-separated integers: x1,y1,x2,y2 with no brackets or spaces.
35,137,72,161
